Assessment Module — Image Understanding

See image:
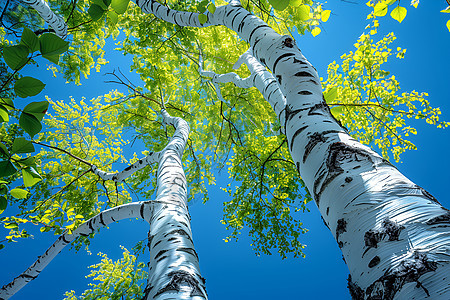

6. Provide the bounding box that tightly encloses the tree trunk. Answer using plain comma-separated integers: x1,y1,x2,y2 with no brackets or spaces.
0,110,207,300
135,1,450,298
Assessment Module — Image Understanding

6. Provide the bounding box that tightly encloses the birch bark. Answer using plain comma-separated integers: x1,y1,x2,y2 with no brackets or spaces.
0,110,207,300
134,1,450,298
20,0,67,38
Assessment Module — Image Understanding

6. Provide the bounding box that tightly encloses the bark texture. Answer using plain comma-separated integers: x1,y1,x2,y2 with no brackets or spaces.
21,0,67,38
134,1,450,298
0,110,207,300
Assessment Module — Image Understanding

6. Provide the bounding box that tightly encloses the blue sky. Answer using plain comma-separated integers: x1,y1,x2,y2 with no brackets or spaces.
1,1,450,299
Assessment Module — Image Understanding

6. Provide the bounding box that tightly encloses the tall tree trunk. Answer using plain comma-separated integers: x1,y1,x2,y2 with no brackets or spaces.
135,1,450,298
0,109,207,300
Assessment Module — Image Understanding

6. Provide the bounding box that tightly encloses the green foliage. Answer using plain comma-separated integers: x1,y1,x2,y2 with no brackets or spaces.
63,246,147,300
222,133,311,258
322,22,449,161
12,137,34,154
3,44,29,70
14,77,45,98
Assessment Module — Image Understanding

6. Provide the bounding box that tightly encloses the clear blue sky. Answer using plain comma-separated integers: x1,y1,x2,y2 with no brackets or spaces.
1,1,449,299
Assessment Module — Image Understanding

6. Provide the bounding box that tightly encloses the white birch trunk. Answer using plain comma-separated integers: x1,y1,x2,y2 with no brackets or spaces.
20,0,67,38
135,1,450,298
0,110,207,300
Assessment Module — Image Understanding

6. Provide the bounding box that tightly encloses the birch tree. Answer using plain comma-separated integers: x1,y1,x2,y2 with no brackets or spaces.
1,106,207,299
1,0,450,299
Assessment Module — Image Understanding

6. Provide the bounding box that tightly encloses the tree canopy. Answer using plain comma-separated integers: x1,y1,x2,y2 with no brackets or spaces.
1,0,450,298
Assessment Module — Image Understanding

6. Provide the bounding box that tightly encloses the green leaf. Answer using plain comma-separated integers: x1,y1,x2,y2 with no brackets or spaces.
0,98,14,110
441,6,450,13
20,27,39,52
269,0,289,11
19,156,36,167
12,138,35,154
42,53,60,64
19,112,42,137
0,244,4,250
390,6,407,23
108,11,119,24
14,77,46,98
291,0,302,6
0,196,6,214
297,5,311,21
0,144,8,158
22,167,42,187
330,105,344,116
88,4,106,21
324,87,338,103
207,3,216,14
0,161,17,177
39,33,69,56
0,105,8,122
0,184,7,194
3,45,29,70
93,0,110,10
111,0,129,14
23,101,49,121
374,2,388,17
198,3,207,13
198,14,208,24
10,188,29,199
447,20,450,32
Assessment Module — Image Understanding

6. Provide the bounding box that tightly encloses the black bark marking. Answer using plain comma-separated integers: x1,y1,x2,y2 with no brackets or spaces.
308,101,330,117
336,218,347,241
294,71,314,78
273,53,295,74
154,249,169,260
345,176,353,183
177,247,199,260
293,57,307,64
369,256,381,268
260,57,266,66
282,37,294,48
140,203,145,219
62,235,70,244
426,211,450,226
99,213,106,226
155,270,206,298
363,218,404,257
314,142,374,202
154,240,162,248
298,90,312,95
364,230,381,250
296,161,300,173
417,185,440,204
307,78,319,85
347,275,365,300
289,125,308,151
156,255,167,263
365,252,437,299
382,218,404,241
124,165,132,172
165,229,193,244
276,75,282,85
237,13,253,33
248,25,270,44
303,131,334,163
326,207,330,215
